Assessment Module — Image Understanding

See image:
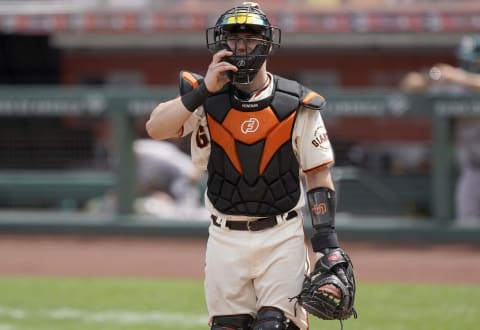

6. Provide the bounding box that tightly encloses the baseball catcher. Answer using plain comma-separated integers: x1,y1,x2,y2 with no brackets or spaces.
292,188,357,324
147,2,356,329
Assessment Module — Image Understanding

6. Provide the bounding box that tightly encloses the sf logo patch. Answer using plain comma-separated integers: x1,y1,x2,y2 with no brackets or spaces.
311,126,330,149
241,117,260,134
311,203,328,215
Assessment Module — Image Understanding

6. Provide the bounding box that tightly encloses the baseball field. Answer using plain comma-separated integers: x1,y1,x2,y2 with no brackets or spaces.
0,236,479,330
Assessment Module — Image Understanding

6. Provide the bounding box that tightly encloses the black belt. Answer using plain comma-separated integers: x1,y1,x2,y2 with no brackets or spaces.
211,210,298,231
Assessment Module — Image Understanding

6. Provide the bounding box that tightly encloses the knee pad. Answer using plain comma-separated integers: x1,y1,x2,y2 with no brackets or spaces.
252,307,299,330
211,314,254,330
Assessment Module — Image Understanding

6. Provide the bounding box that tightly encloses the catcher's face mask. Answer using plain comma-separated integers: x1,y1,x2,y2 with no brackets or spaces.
206,3,281,84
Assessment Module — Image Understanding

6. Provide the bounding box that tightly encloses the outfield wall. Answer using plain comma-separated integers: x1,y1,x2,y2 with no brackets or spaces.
0,87,479,242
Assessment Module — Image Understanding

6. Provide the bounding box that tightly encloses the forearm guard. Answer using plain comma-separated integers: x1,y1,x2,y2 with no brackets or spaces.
307,187,339,252
180,82,211,112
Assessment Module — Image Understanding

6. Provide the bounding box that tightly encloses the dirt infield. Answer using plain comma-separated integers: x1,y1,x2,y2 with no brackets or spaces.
0,235,479,284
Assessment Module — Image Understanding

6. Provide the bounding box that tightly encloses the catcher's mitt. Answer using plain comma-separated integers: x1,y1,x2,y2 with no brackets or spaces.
293,248,357,321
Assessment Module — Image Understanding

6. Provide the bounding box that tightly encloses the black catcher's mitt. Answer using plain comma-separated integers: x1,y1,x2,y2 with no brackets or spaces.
294,248,357,321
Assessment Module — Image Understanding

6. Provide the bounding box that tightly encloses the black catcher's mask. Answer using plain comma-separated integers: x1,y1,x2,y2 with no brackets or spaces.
206,3,281,84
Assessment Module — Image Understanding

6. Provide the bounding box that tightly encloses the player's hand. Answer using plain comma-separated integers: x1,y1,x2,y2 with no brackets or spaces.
313,251,342,300
204,49,238,93
430,63,466,83
294,248,357,321
318,283,341,300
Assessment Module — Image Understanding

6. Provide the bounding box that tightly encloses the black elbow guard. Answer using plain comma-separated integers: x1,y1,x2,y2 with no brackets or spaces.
307,187,339,251
178,70,210,112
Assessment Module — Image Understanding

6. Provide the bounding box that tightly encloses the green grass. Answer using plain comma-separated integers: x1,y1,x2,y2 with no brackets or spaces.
0,277,478,330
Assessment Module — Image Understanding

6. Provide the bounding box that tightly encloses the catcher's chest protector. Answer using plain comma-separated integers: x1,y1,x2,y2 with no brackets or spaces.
204,76,302,216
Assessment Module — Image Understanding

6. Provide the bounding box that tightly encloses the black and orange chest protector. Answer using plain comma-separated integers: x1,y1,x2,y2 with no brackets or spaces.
204,76,303,216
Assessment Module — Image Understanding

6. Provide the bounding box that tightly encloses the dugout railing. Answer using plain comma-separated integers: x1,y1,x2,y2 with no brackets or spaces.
0,86,478,241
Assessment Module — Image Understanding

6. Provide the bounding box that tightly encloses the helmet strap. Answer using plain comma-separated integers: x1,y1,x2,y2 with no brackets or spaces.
233,74,270,99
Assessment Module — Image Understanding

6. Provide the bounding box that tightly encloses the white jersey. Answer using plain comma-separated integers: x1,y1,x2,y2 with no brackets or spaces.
176,72,334,329
181,73,335,219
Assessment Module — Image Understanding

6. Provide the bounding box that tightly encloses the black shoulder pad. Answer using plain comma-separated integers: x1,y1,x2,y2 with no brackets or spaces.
179,71,205,96
275,75,326,111
300,86,326,111
275,75,302,98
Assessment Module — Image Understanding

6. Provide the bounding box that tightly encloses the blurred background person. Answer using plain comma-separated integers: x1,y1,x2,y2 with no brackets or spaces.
400,34,480,225
86,138,207,219
133,138,206,219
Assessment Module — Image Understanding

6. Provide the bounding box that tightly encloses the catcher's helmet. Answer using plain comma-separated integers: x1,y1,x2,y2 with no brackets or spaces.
456,34,480,73
206,2,281,84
